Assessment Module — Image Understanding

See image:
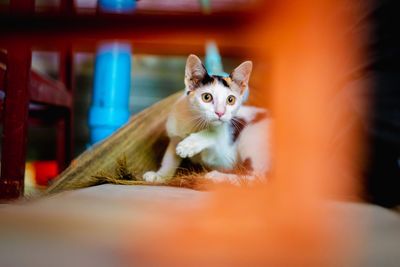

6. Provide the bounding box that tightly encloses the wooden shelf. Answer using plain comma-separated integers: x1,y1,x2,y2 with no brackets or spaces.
30,70,72,108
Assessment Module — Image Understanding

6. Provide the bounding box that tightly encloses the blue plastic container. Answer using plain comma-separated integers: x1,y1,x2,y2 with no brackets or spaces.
99,0,136,13
205,41,249,102
89,42,132,144
205,41,228,77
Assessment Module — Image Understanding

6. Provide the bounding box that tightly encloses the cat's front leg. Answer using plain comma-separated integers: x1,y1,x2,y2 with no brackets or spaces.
143,137,182,183
176,131,214,158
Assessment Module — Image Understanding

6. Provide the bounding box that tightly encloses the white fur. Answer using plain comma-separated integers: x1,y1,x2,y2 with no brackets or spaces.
237,115,271,176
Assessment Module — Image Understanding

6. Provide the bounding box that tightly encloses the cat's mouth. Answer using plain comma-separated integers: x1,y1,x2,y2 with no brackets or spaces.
211,118,227,126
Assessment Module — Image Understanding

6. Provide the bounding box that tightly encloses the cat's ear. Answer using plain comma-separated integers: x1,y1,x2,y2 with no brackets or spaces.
230,61,252,95
185,54,207,91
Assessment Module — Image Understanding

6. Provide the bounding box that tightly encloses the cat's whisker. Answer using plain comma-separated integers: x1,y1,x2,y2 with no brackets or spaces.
184,114,205,131
198,119,208,130
232,117,246,127
230,120,241,133
192,119,203,132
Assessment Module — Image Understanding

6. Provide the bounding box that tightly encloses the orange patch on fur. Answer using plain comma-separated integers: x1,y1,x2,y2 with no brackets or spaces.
223,77,234,89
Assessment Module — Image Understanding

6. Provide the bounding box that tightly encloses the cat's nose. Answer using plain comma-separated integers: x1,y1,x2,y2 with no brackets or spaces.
215,111,225,118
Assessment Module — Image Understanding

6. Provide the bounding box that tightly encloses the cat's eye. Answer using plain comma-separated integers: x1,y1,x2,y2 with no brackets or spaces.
226,95,236,105
202,93,213,103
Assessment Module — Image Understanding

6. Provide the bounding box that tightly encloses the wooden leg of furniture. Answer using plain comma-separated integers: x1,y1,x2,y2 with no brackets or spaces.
0,45,31,200
56,110,72,172
58,46,74,172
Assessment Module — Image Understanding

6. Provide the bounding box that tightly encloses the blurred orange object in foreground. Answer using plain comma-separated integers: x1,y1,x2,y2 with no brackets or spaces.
126,0,368,265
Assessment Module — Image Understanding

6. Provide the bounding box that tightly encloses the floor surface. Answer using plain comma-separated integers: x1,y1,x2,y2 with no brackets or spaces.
0,184,399,266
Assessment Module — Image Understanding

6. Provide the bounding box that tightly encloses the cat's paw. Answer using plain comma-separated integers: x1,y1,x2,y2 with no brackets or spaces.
142,171,165,183
205,170,240,185
176,138,204,158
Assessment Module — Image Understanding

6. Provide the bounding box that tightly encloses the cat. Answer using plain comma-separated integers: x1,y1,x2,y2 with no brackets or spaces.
143,54,270,185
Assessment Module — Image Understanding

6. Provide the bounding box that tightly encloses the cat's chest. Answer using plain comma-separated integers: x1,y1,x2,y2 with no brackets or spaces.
196,126,237,170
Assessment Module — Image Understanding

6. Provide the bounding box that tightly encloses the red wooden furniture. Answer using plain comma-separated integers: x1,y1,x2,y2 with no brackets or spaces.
0,46,73,200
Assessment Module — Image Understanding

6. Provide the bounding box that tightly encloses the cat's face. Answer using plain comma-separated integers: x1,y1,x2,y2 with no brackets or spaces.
184,55,252,126
187,76,242,125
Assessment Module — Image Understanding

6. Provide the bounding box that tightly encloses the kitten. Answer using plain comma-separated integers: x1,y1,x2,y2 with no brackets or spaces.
143,54,270,185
